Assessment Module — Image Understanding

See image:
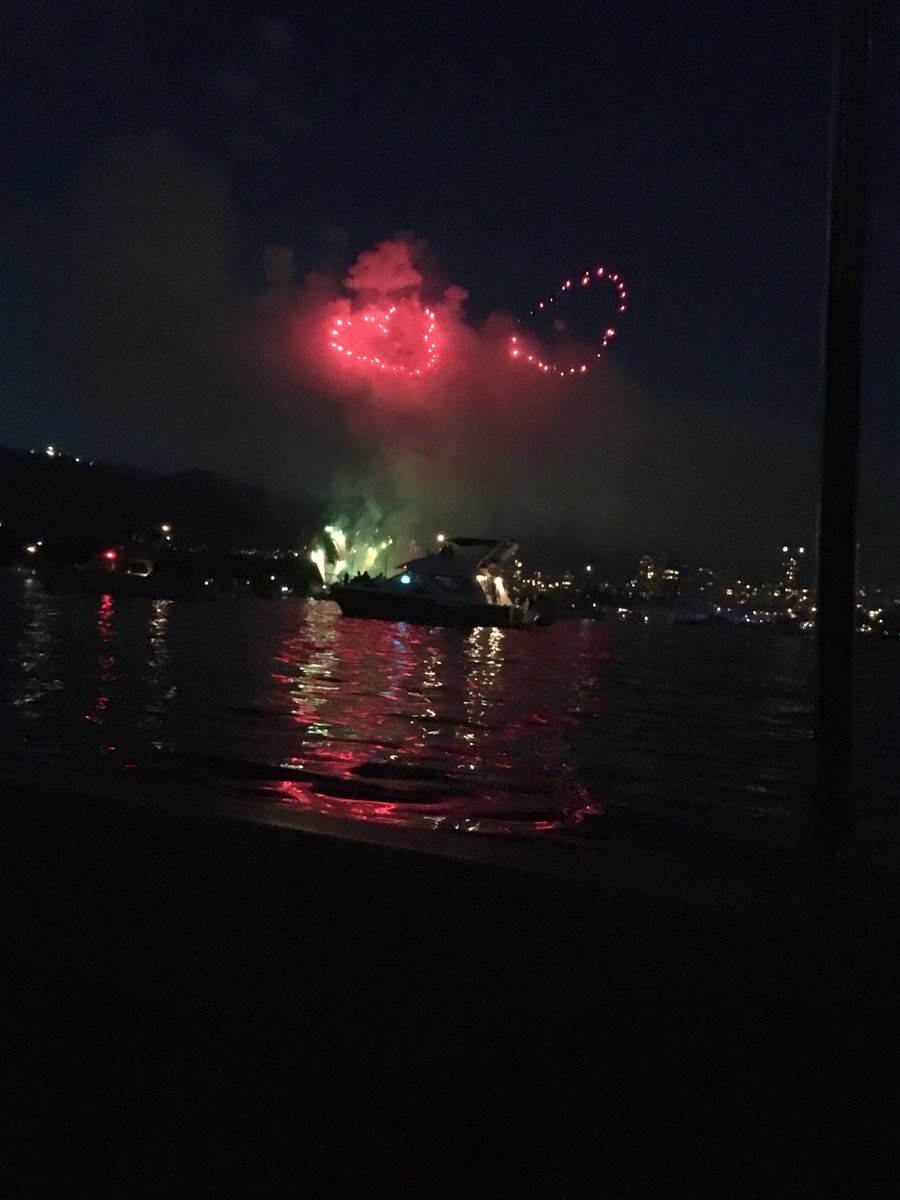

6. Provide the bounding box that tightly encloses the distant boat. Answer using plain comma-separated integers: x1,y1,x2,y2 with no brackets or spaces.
36,551,220,600
331,538,541,628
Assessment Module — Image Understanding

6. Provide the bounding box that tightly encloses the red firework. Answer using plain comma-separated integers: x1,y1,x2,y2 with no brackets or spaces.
328,299,440,377
510,263,629,378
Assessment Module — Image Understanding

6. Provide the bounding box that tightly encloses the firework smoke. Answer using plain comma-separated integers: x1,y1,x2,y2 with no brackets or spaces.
281,237,648,557
59,157,818,573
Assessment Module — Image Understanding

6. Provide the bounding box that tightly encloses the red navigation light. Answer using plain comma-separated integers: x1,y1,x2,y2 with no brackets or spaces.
104,550,117,561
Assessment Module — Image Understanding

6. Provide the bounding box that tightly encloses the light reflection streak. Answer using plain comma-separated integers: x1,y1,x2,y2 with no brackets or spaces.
268,604,606,836
89,594,117,748
10,584,63,718
141,598,176,750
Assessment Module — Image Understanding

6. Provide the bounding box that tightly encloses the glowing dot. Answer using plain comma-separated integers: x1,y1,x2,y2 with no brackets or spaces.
516,262,629,379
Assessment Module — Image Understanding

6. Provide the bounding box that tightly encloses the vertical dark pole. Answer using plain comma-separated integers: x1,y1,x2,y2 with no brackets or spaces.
815,0,870,850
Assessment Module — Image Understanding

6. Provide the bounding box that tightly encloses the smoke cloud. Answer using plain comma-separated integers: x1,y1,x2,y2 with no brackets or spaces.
276,238,817,571
59,149,817,573
62,133,348,505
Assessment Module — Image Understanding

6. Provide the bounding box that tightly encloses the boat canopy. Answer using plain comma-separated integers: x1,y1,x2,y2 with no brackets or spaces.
395,539,517,581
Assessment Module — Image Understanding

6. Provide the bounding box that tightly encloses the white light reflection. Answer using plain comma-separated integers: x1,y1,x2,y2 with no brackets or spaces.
142,598,176,750
10,585,63,718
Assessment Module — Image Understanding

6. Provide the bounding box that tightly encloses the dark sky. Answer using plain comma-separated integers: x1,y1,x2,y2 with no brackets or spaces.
2,1,898,576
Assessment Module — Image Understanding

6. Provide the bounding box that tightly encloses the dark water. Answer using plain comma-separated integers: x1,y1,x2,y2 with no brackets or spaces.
1,572,896,848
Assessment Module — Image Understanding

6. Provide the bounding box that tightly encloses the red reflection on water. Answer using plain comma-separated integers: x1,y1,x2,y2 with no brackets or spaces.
266,604,608,836
90,593,116,736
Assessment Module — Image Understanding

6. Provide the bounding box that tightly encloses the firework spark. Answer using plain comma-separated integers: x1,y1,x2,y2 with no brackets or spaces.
328,299,440,376
509,263,629,378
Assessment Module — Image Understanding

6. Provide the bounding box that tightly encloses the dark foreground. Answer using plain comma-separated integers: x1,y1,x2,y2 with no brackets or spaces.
1,778,897,1198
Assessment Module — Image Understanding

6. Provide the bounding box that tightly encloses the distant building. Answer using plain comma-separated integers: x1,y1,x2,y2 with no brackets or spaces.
661,567,681,598
780,544,807,597
694,567,718,597
633,555,664,599
627,556,683,600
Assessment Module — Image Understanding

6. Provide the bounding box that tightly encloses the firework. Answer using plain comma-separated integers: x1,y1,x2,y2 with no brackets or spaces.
509,263,629,378
310,524,395,582
327,298,440,377
318,239,628,388
309,546,327,584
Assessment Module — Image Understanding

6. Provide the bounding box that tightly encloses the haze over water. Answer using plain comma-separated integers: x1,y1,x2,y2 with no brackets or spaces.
1,573,896,853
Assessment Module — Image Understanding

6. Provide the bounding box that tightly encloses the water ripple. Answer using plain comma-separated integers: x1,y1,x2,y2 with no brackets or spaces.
0,576,896,847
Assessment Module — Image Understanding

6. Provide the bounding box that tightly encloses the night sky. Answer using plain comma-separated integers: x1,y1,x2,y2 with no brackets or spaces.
3,1,898,576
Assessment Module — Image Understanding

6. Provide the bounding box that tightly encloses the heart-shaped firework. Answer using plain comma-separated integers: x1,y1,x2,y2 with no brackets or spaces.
329,300,440,376
510,264,629,378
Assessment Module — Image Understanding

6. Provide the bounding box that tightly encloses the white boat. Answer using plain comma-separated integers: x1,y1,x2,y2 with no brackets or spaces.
330,538,539,627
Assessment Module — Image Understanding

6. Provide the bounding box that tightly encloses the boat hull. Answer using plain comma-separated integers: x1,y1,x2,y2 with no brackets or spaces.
36,565,215,601
331,585,528,628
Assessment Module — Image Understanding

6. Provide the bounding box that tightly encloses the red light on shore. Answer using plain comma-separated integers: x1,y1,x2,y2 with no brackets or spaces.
104,550,117,561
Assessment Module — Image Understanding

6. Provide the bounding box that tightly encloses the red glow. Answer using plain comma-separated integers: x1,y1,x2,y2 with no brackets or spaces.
268,606,605,836
103,550,117,561
327,298,441,377
511,261,629,379
328,298,441,374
